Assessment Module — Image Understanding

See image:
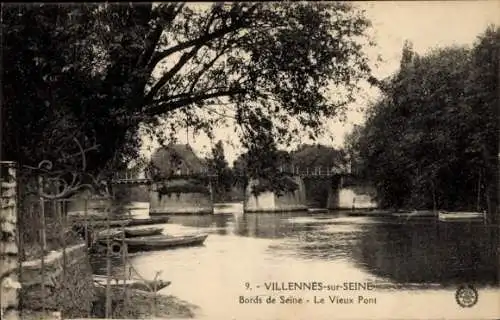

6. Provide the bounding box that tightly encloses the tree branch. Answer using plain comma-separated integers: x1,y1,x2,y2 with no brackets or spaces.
144,42,204,102
205,106,238,120
187,45,231,94
137,27,164,69
203,4,221,34
159,86,233,102
147,11,250,71
144,88,246,116
139,3,186,70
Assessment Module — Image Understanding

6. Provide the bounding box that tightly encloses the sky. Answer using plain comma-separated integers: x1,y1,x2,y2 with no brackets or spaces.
140,1,500,165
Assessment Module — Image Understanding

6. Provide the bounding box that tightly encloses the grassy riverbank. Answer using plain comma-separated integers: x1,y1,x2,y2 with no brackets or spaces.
92,286,199,318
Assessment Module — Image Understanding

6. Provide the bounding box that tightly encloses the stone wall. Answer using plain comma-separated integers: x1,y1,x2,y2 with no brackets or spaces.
1,162,20,320
149,183,213,215
244,177,308,213
19,243,94,318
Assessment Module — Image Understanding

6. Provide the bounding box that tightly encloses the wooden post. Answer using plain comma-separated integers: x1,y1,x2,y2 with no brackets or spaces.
38,177,47,316
1,161,21,320
105,202,111,319
121,219,128,316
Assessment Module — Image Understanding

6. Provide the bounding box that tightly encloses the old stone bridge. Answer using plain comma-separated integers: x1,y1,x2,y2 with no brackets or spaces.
110,167,377,214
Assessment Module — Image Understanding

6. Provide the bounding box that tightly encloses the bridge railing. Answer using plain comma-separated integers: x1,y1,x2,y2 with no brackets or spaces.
112,166,349,182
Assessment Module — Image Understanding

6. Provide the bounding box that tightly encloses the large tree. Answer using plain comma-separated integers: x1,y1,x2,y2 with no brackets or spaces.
350,26,499,215
2,2,374,182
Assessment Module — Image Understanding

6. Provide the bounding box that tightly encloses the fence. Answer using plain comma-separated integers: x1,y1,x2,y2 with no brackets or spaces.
0,160,166,319
114,165,351,182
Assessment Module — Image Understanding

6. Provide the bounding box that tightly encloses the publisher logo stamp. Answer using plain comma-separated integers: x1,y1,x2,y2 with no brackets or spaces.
455,285,478,308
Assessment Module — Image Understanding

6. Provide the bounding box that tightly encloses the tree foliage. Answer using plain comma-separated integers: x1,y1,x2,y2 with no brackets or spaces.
232,143,349,197
2,2,373,182
234,138,299,196
291,144,348,172
348,26,499,213
290,144,348,207
205,140,232,201
2,4,107,175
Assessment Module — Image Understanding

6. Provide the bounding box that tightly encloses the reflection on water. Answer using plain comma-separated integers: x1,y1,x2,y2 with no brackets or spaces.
90,202,499,318
352,221,499,287
233,212,325,239
92,203,498,287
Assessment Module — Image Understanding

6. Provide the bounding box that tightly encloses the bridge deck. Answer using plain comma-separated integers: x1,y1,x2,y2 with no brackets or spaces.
111,171,352,185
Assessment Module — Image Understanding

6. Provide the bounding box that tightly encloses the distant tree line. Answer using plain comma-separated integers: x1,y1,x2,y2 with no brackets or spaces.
345,27,499,218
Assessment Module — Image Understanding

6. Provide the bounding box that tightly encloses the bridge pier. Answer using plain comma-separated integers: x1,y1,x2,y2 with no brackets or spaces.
244,176,307,213
326,176,378,210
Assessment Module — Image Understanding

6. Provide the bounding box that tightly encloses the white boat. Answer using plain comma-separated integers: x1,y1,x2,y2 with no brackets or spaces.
438,211,485,221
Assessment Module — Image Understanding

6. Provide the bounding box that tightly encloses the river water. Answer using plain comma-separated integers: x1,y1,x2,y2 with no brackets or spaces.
91,202,499,319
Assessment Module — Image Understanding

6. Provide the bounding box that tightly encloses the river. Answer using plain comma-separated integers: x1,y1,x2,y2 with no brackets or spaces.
91,202,499,319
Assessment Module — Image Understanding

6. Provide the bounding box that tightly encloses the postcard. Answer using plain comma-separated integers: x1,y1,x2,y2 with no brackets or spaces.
1,1,499,319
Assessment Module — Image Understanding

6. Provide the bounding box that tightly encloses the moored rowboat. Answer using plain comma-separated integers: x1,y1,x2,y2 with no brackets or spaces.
121,233,209,252
95,229,124,241
93,275,171,292
438,211,485,221
71,217,131,228
127,216,170,226
124,227,163,238
72,216,169,229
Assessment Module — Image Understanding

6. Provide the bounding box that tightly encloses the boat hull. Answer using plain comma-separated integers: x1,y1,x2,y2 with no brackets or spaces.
127,216,170,226
72,217,169,230
438,211,485,221
123,234,208,252
124,227,163,238
95,229,124,241
93,275,171,292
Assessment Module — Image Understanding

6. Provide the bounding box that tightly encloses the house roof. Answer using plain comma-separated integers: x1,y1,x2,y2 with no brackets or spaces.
149,144,206,176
